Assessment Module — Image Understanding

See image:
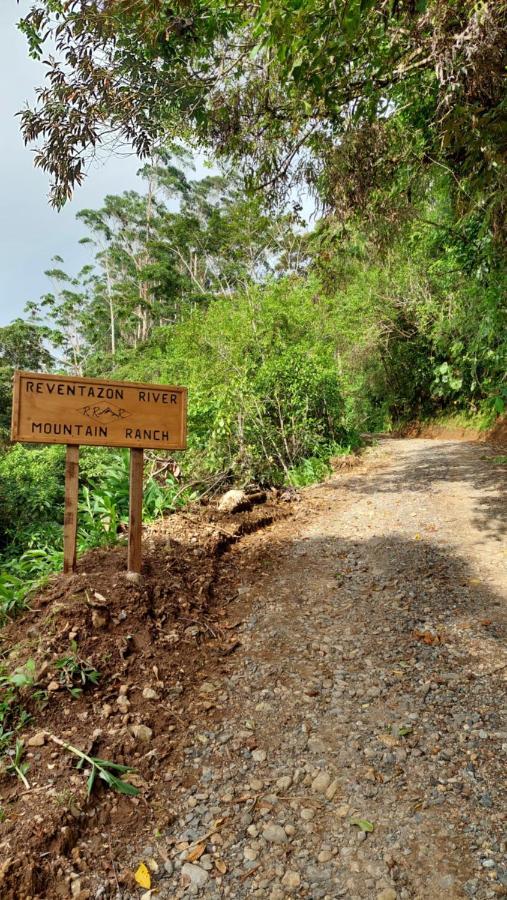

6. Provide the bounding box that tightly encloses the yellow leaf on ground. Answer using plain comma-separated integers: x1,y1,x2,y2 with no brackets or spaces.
135,863,151,890
215,859,227,874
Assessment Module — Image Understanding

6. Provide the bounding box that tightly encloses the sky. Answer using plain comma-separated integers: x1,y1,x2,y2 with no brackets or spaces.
0,3,150,327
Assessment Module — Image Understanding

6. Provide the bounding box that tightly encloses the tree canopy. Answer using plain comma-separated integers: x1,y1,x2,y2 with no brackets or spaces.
18,1,506,238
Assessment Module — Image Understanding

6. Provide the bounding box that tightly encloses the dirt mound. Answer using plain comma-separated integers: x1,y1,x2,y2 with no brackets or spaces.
0,495,290,899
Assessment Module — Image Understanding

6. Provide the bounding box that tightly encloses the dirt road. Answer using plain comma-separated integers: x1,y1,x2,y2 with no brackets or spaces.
156,438,506,900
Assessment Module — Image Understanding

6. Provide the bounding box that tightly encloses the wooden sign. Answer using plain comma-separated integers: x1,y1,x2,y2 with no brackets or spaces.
11,371,188,576
11,371,187,450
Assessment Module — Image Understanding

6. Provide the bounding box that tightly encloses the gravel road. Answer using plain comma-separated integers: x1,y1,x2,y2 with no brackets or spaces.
139,439,507,900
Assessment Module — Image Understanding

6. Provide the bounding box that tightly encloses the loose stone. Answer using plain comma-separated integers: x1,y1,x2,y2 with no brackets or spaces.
311,771,331,793
142,687,159,700
129,724,153,742
181,862,209,887
276,775,293,790
263,823,288,844
325,778,340,800
252,749,267,763
300,808,315,821
281,869,301,888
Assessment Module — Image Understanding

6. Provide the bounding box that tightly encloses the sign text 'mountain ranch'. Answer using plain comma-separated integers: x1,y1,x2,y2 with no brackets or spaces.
11,372,187,450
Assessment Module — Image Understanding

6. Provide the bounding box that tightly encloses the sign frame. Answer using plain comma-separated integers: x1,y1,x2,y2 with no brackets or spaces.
11,370,187,451
11,371,188,576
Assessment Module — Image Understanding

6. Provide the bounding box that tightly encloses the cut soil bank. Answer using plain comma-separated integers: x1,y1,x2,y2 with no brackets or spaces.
0,439,505,900
0,497,289,898
402,414,507,450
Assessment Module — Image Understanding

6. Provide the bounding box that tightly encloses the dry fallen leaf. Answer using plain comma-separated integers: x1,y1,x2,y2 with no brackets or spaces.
413,629,443,645
215,859,227,874
186,843,205,862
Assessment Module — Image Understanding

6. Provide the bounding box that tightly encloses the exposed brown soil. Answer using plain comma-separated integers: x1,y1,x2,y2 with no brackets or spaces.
0,497,291,899
402,415,507,449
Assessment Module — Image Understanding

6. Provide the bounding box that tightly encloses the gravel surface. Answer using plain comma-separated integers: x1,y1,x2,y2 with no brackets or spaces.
132,439,506,900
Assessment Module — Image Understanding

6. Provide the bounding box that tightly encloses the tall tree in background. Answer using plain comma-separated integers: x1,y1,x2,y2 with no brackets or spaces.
0,319,53,434
24,157,308,373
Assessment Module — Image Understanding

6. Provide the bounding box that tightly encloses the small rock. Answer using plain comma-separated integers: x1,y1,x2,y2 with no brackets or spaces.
312,771,331,794
270,890,285,900
244,847,258,861
181,862,209,887
101,704,112,719
129,724,153,742
142,687,159,701
199,682,216,694
281,870,301,889
117,695,130,712
318,850,333,863
91,609,107,628
336,804,350,818
252,749,267,763
47,681,60,692
217,490,251,513
125,571,143,586
325,778,339,800
263,823,288,844
307,736,326,753
276,775,292,791
300,808,315,821
28,732,46,747
377,890,397,900
306,866,331,884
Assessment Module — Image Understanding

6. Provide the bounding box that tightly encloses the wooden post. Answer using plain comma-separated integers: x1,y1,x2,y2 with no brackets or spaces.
128,448,144,574
63,445,80,574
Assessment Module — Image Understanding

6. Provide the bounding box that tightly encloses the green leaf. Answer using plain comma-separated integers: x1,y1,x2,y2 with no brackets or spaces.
92,758,131,772
86,767,97,796
349,818,375,832
108,774,140,796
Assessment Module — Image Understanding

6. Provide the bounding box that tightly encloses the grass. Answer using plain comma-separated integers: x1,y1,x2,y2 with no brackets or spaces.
423,408,498,432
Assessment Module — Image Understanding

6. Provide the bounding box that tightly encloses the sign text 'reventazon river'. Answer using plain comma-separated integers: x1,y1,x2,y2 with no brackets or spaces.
11,371,187,450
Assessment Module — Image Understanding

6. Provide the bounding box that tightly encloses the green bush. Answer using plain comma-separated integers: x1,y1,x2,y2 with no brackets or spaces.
0,445,65,550
114,278,351,482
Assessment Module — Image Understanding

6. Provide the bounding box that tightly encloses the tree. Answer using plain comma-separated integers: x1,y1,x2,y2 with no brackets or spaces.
25,258,94,375
0,319,53,435
18,1,507,239
23,157,305,372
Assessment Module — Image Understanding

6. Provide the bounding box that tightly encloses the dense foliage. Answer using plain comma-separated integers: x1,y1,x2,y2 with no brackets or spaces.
18,0,507,243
